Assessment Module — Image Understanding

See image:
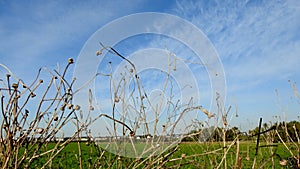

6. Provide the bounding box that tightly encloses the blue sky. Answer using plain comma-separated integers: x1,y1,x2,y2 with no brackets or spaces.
0,0,299,133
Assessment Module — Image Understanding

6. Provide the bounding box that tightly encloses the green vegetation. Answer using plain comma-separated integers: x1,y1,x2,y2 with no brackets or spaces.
183,121,300,142
18,141,299,168
171,142,299,168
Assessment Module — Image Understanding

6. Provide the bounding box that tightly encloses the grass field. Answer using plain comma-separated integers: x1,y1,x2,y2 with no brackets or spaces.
170,141,296,168
23,140,298,168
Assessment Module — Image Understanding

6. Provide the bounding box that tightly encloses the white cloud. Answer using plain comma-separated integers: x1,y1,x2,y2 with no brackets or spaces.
0,1,144,82
173,0,300,128
175,0,300,88
1,0,299,134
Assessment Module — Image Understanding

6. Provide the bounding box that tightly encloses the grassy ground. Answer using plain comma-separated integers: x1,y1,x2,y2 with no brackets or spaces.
21,140,298,168
169,141,295,168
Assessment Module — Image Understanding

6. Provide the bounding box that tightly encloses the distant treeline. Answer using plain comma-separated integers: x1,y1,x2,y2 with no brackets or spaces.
182,120,300,142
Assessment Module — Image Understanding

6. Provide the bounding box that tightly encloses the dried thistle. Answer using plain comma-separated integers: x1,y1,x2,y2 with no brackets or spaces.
68,58,74,64
129,131,135,137
53,116,58,121
114,96,120,103
67,104,73,109
17,126,22,131
96,50,102,56
36,128,44,134
60,105,65,111
74,105,81,110
12,83,18,89
89,105,94,111
31,93,36,98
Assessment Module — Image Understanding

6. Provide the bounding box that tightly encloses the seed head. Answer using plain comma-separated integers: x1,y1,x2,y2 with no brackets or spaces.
89,105,94,111
96,50,102,56
53,116,58,121
67,104,73,109
68,58,74,64
36,128,44,134
12,83,18,89
31,93,36,98
114,96,119,103
74,105,81,110
17,126,22,131
129,131,135,137
60,106,65,111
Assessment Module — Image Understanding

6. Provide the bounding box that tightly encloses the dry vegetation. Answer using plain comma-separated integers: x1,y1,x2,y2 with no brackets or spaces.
0,45,299,168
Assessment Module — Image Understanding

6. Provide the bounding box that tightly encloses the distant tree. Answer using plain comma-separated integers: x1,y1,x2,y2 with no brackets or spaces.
248,121,300,143
184,120,300,143
262,123,269,131
182,130,198,142
274,121,300,142
208,127,222,142
248,127,259,136
225,126,241,141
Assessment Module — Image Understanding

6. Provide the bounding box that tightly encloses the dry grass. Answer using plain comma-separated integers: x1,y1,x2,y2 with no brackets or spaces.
0,45,299,168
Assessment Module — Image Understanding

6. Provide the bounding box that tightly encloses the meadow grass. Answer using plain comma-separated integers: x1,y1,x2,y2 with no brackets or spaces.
21,141,298,168
171,141,296,168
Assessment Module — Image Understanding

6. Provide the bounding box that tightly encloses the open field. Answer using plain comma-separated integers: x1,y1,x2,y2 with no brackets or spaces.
170,141,298,168
23,141,298,168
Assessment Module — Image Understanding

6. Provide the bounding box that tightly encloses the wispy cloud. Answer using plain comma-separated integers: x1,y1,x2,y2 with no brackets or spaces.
175,0,300,84
1,0,299,133
174,0,300,124
0,0,144,81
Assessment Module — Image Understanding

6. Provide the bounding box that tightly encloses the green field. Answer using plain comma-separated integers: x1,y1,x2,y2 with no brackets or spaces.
24,141,298,168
